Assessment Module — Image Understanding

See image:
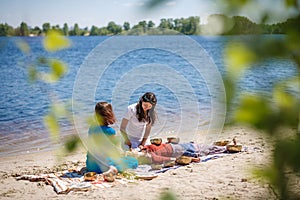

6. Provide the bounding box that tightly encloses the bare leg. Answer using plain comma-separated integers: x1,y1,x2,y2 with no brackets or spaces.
191,157,200,163
102,165,118,182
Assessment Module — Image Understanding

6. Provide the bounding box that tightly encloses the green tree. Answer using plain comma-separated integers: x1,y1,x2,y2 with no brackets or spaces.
131,20,148,33
158,18,174,29
123,22,130,31
42,22,51,34
73,23,81,36
81,27,89,36
90,25,99,36
228,16,259,34
0,23,15,36
174,18,183,32
147,20,155,28
107,21,122,34
69,23,81,36
20,22,29,36
181,16,200,35
63,23,69,36
98,27,109,35
30,26,42,36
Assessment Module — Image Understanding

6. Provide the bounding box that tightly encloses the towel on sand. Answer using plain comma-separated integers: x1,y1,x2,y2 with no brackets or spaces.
16,150,246,194
16,169,133,194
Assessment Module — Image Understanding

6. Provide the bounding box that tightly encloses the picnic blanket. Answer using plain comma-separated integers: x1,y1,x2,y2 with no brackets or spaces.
16,149,252,194
124,152,234,180
131,146,256,176
16,169,134,194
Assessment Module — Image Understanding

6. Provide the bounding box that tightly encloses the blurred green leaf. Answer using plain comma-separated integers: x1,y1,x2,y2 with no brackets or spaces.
287,31,300,65
223,75,236,112
234,94,277,132
225,42,256,78
41,59,68,83
38,56,48,64
52,102,68,117
65,136,81,153
43,29,71,52
273,86,295,109
50,59,67,78
253,166,280,189
256,38,289,58
159,190,177,200
44,114,59,142
275,137,300,171
220,0,249,13
28,65,38,82
285,0,299,8
273,79,300,128
16,40,30,54
145,0,169,9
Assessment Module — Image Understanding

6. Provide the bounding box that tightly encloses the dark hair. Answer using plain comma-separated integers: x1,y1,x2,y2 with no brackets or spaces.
136,92,157,125
95,102,116,126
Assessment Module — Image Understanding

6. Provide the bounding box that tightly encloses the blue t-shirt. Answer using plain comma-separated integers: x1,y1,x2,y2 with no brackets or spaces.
86,125,138,173
88,125,116,136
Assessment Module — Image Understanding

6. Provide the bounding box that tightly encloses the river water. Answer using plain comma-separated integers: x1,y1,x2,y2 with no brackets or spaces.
0,35,297,156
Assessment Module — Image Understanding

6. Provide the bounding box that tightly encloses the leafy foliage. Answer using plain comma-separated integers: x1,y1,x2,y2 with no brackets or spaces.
159,190,178,200
16,30,79,153
43,29,70,51
221,2,300,199
145,0,300,199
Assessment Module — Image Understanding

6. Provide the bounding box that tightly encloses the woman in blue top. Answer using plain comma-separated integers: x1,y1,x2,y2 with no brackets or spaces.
86,102,138,173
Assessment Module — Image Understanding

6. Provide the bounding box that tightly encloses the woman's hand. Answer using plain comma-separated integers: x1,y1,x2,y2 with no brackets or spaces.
120,118,132,149
124,139,132,149
138,144,144,150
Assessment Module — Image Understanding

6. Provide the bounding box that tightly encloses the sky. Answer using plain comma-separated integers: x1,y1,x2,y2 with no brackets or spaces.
0,0,297,28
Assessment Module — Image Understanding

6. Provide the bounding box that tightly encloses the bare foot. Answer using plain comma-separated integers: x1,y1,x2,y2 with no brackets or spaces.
102,166,118,182
191,157,200,163
107,165,118,175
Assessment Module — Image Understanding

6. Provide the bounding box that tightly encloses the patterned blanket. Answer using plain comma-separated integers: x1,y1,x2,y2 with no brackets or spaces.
16,169,134,194
16,152,237,194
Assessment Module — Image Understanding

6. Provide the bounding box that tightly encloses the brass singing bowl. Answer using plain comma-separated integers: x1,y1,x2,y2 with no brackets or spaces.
150,138,162,145
84,172,97,181
214,140,230,146
227,145,242,153
176,156,192,165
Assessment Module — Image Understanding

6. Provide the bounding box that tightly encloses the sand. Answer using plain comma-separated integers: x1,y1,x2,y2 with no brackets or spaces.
0,125,287,200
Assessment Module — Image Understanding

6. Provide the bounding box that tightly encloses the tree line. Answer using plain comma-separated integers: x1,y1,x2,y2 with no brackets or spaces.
0,14,294,36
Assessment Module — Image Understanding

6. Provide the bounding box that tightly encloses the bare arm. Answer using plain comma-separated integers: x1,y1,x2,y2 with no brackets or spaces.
139,123,151,147
149,152,175,164
120,118,132,148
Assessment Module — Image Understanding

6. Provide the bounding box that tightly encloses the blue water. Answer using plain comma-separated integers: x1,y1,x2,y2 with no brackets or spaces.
0,35,297,156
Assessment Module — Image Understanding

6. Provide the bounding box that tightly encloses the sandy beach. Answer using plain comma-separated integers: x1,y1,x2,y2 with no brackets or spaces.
0,125,291,200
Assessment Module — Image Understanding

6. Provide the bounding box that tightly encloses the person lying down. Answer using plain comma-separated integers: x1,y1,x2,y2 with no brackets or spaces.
125,138,228,165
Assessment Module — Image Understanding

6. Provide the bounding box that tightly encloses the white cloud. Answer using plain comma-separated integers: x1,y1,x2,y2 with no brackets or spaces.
165,1,177,6
122,0,145,7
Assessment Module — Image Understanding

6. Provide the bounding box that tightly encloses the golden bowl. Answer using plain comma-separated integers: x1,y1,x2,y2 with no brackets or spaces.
103,173,115,182
227,145,242,153
176,156,192,165
84,172,97,181
150,138,162,145
214,140,230,146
